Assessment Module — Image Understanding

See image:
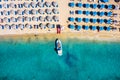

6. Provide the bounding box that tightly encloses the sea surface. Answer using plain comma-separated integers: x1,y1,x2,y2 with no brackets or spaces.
0,37,120,80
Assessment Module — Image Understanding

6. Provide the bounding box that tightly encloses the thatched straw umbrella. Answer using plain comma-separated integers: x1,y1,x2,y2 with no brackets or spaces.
52,1,58,7
38,9,44,14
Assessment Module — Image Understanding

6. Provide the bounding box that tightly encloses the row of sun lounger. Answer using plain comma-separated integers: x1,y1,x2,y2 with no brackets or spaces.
68,24,111,31
69,2,117,10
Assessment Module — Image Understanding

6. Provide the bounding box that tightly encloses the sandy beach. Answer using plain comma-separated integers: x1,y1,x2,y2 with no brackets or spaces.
0,0,120,42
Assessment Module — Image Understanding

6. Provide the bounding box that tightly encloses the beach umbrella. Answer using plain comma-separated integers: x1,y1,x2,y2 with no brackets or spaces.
3,17,8,22
5,24,9,29
83,18,89,23
3,3,7,8
84,25,89,30
38,9,44,14
107,4,113,9
18,24,24,29
68,24,74,29
83,3,90,8
107,19,112,24
85,11,90,16
31,9,36,15
99,19,104,24
3,10,7,15
92,18,97,23
32,16,38,21
99,26,104,31
53,16,59,21
38,2,44,7
76,10,82,14
68,17,74,22
100,0,109,2
76,25,81,30
47,23,53,28
39,16,44,21
25,23,32,29
11,17,15,22
17,10,22,15
90,4,97,9
39,23,46,29
10,3,14,8
107,11,112,17
11,24,16,29
46,16,52,21
24,2,29,8
75,17,82,22
92,26,97,31
45,2,51,7
52,8,59,14
76,3,82,7
10,10,15,15
31,2,36,8
24,9,29,15
92,11,97,16
98,11,104,16
0,25,3,29
68,2,75,7
99,4,105,9
25,17,30,21
17,16,23,22
45,9,52,14
106,27,111,31
52,1,58,7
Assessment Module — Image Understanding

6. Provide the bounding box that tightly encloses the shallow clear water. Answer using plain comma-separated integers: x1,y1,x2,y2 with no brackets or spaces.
0,38,120,80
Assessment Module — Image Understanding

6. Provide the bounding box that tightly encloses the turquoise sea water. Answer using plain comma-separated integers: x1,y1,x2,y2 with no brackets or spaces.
0,38,120,80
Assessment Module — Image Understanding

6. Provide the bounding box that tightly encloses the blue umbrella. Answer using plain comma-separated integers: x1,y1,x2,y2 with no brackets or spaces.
92,26,97,31
68,24,74,29
83,18,89,23
106,27,111,31
85,11,90,16
99,26,104,31
75,18,82,22
100,4,105,9
108,4,112,9
76,10,82,14
0,4,2,8
107,19,112,24
76,3,82,7
92,18,97,23
100,0,109,2
84,25,89,30
92,11,97,16
68,2,75,7
99,12,104,16
76,25,81,30
107,11,112,17
84,4,90,8
99,19,104,24
68,17,74,22
91,4,97,9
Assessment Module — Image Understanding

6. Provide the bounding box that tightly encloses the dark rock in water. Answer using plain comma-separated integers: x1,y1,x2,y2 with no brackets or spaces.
0,76,8,80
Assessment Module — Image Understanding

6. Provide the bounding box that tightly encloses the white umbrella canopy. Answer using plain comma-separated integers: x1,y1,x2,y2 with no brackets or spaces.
11,17,15,22
11,24,16,29
31,9,36,15
45,9,52,14
45,2,51,7
52,1,58,7
52,8,59,14
25,23,32,29
10,10,15,15
17,16,22,22
32,16,37,21
3,3,7,8
18,24,24,29
10,3,15,8
39,23,46,29
25,16,30,21
0,25,3,29
31,2,36,8
5,24,9,29
3,10,7,15
38,9,44,14
38,2,44,7
17,10,22,15
24,2,29,8
24,9,29,15
39,16,44,21
3,17,8,22
47,23,53,28
46,16,52,21
53,16,59,21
